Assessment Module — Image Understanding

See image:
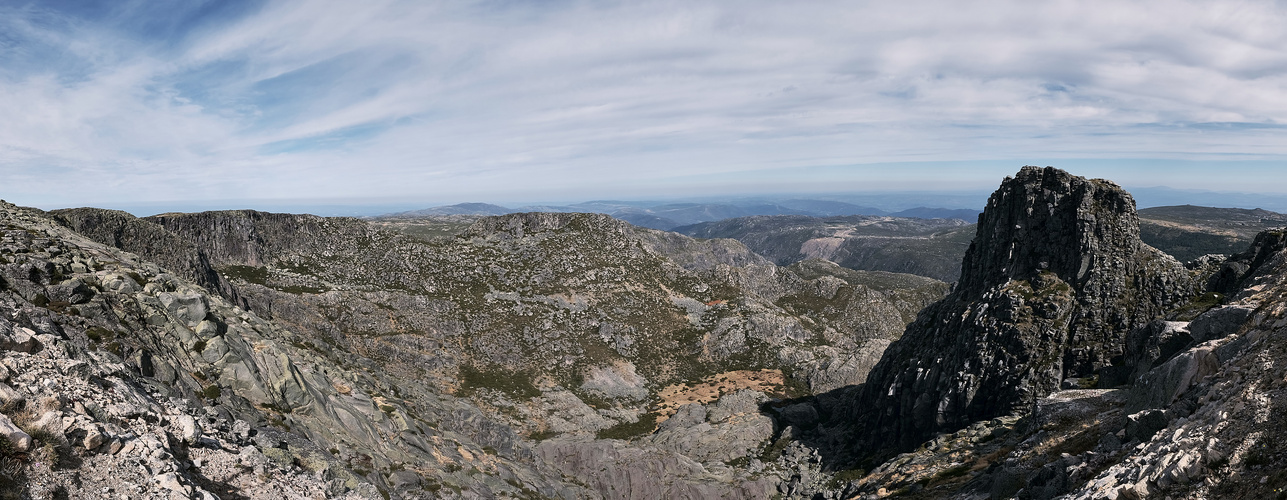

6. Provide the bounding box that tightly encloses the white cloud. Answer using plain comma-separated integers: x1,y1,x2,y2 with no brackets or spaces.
1,0,1286,209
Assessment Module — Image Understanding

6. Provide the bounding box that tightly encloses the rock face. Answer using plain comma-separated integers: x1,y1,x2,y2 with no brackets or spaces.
832,167,1199,461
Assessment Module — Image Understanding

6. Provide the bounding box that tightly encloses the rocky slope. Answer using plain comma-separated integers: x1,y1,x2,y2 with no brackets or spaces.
676,215,975,282
39,204,948,498
0,203,396,499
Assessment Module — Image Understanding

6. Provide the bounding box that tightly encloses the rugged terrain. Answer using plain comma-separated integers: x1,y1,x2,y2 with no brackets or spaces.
676,216,976,282
2,166,1286,499
814,166,1204,463
1,201,946,498
1137,205,1287,263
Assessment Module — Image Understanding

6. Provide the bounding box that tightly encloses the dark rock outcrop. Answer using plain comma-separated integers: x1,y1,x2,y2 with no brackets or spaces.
51,208,247,309
1208,227,1287,296
827,167,1200,462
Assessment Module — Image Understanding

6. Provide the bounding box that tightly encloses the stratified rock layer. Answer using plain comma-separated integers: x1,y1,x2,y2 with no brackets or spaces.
834,166,1199,461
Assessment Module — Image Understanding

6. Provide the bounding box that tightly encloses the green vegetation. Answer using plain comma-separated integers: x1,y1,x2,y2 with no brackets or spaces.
457,365,541,399
85,326,113,343
827,468,868,489
220,265,270,285
760,435,792,462
1171,292,1225,321
595,412,658,440
278,284,328,295
528,429,557,442
220,264,327,294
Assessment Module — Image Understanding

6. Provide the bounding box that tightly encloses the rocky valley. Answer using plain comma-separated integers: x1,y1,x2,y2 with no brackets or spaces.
0,166,1284,499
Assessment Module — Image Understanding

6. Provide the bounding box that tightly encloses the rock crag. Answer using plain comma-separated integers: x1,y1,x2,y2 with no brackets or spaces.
828,167,1201,462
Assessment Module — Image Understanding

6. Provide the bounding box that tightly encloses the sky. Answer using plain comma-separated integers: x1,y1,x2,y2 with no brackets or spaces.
2,0,1287,213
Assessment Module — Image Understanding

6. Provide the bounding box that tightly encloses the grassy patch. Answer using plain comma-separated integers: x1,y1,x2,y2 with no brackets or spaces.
827,468,867,489
1171,292,1225,321
760,436,792,462
0,426,23,494
278,284,328,295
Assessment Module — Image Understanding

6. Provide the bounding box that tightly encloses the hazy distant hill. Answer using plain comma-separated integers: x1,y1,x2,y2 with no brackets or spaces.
389,202,515,216
1138,204,1287,262
777,199,887,216
381,198,977,230
888,207,981,220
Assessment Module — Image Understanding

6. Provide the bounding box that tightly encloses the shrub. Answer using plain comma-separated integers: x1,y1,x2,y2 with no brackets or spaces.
595,412,658,441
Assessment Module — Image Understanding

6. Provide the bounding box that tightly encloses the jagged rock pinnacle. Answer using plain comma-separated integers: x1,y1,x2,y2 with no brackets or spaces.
836,166,1199,462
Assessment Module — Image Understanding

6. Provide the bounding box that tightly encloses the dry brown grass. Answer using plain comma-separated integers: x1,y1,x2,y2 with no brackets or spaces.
654,369,785,423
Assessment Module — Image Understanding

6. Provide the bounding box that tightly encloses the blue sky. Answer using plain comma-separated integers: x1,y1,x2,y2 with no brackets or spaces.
2,0,1287,211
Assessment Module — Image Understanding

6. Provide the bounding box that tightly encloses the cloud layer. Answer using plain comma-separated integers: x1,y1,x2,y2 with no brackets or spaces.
3,0,1286,207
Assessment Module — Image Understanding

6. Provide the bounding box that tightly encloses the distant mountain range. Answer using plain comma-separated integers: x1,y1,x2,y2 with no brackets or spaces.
382,199,983,229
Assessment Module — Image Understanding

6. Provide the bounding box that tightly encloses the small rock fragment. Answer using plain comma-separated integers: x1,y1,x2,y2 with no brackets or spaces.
174,414,201,444
83,425,106,450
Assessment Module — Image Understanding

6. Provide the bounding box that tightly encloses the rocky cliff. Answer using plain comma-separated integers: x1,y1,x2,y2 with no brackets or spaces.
824,167,1203,463
827,223,1287,500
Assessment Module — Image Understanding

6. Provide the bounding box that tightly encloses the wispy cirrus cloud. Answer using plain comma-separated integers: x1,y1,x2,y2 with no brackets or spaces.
2,0,1286,209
